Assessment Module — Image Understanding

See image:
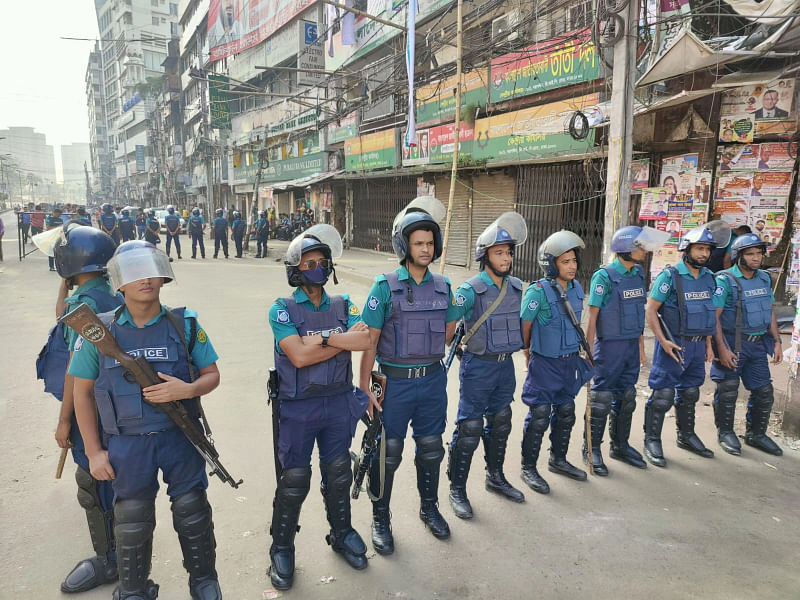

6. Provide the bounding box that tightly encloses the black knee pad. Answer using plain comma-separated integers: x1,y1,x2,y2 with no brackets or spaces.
620,387,637,415
529,404,552,433
751,384,774,403
114,499,156,543
650,388,675,412
384,438,404,473
455,419,483,451
415,435,445,467
589,390,614,417
553,401,576,429
678,387,700,405
489,406,513,438
716,378,739,403
322,453,353,492
277,467,312,507
75,466,102,511
171,488,212,538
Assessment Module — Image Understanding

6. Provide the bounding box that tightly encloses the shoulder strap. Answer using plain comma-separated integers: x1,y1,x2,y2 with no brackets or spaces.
669,267,686,338
722,271,743,354
462,278,509,345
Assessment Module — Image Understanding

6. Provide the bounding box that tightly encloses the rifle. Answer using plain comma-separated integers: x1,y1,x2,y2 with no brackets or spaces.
60,303,243,489
351,371,387,500
656,312,685,368
267,368,281,482
444,320,465,372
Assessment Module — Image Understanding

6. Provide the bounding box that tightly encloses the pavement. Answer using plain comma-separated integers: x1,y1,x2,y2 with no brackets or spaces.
1,212,799,599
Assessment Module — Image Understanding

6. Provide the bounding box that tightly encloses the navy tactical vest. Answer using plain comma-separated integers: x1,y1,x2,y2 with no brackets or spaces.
659,266,717,337
595,265,646,340
93,308,199,435
213,217,227,237
719,269,773,335
100,213,117,232
189,216,204,235
165,214,181,234
36,286,124,401
377,270,449,365
274,296,353,400
463,275,523,355
232,219,245,237
530,279,585,358
144,218,160,243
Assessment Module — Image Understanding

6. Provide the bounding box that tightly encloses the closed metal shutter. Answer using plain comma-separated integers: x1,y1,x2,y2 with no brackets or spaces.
352,176,417,252
435,174,472,267
471,171,517,270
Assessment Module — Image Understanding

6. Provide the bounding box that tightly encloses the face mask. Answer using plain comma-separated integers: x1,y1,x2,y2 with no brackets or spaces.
303,265,330,285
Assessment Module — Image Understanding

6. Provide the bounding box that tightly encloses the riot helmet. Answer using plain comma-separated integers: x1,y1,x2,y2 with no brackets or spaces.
215,208,223,217
147,209,155,217
537,230,585,279
391,196,445,264
102,203,113,214
121,209,130,217
259,211,266,219
284,224,343,288
233,211,241,219
106,240,174,292
167,205,175,214
53,224,117,281
679,220,730,268
192,208,200,216
77,206,87,216
475,212,527,276
611,225,669,263
730,233,767,264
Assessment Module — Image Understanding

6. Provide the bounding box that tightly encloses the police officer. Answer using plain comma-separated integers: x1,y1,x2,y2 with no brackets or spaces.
144,208,161,246
119,208,136,242
231,210,246,258
711,233,783,456
46,208,64,271
77,206,92,226
644,221,730,467
135,208,147,239
36,224,123,593
188,207,206,259
70,241,223,600
447,213,527,519
255,210,269,258
212,208,229,259
584,226,669,474
359,197,459,553
164,205,182,259
267,224,371,590
99,203,119,245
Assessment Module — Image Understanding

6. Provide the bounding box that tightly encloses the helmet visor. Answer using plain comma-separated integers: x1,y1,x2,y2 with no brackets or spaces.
539,230,586,260
705,219,732,248
33,221,85,257
633,226,670,252
392,196,445,235
107,246,175,292
284,224,344,266
477,212,528,251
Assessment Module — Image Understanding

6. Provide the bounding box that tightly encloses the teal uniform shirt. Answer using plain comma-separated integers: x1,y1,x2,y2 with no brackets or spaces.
521,280,579,325
713,265,775,335
362,266,459,367
588,258,641,308
649,260,714,305
69,306,218,380
62,278,119,350
452,270,506,321
268,288,362,354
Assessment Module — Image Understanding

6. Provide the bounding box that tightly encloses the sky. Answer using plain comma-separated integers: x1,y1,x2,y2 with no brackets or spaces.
0,1,100,178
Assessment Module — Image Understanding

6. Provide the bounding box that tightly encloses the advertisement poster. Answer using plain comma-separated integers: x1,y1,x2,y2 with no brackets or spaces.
638,187,670,220
750,209,786,250
489,28,599,103
719,114,755,143
720,79,796,121
650,243,680,278
345,129,399,171
630,158,651,190
660,153,699,198
402,129,431,166
429,123,475,164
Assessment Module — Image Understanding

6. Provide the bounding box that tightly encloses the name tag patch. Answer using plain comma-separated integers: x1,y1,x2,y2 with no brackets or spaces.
684,291,711,300
622,288,644,299
306,327,344,336
744,288,769,297
113,347,169,365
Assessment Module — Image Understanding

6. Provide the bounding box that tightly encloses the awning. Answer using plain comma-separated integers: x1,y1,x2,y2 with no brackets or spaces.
268,169,344,191
636,89,719,114
712,67,792,88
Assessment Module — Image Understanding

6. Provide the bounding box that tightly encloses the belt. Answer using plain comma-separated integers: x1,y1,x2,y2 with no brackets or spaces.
745,334,764,342
474,353,512,362
683,336,705,342
559,352,578,359
380,361,442,379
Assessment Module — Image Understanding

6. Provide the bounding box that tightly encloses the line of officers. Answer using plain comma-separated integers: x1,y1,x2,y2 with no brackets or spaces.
37,196,784,599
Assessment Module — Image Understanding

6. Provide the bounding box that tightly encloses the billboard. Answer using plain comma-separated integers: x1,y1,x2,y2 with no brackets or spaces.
208,0,316,63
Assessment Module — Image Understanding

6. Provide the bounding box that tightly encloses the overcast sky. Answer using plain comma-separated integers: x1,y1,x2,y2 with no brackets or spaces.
0,1,100,173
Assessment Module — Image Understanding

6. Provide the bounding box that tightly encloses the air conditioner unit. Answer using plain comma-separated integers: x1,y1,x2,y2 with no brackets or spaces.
492,10,520,42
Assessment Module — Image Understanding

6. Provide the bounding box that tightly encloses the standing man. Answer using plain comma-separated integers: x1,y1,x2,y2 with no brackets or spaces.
644,222,730,467
70,240,223,600
519,230,592,494
164,205,183,260
446,213,527,519
212,208,229,259
359,197,459,554
144,208,161,246
188,207,206,259
584,226,669,474
36,224,123,593
267,225,372,590
46,207,64,271
99,203,119,245
119,209,136,242
711,233,783,456
77,206,92,226
30,204,45,237
135,208,147,239
255,210,269,258
231,210,246,258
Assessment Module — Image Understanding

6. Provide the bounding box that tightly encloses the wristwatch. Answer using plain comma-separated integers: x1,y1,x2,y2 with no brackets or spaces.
321,330,331,347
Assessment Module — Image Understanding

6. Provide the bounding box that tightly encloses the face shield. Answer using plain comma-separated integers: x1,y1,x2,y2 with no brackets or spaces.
477,212,528,250
392,195,446,237
705,219,732,248
107,244,175,292
33,221,85,257
633,226,671,252
539,230,586,259
284,224,344,267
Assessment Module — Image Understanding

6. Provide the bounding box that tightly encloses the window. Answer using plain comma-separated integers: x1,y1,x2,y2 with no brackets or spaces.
169,3,178,16
171,22,180,37
153,16,159,26
152,0,158,6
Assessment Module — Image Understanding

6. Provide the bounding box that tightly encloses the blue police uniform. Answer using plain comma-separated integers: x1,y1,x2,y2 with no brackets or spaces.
144,217,160,245
78,216,92,226
232,217,246,257
212,216,228,258
644,260,717,464
710,266,781,455
135,213,147,239
165,213,182,258
188,215,206,258
100,213,119,245
587,259,647,471
255,217,269,257
119,215,135,242
447,271,525,514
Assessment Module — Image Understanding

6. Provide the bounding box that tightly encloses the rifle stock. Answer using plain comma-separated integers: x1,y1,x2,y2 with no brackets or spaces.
352,371,386,499
60,303,242,489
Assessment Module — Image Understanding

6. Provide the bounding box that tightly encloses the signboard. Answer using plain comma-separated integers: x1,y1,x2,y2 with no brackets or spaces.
489,29,599,103
429,123,475,164
328,112,357,144
345,129,399,171
720,79,796,121
208,0,316,62
135,145,145,173
123,92,142,113
269,109,317,135
402,129,430,166
297,21,324,86
208,74,231,130
233,152,327,183
416,69,488,124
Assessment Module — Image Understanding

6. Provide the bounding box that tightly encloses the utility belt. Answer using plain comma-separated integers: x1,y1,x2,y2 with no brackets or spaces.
723,332,765,343
473,352,512,363
534,351,578,360
681,335,705,343
379,361,442,380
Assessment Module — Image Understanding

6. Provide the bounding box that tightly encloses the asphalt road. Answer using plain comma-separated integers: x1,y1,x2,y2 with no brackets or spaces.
1,213,798,599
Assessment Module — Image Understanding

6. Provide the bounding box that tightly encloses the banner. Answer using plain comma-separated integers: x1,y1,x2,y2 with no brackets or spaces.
402,128,430,166
233,152,327,183
328,112,358,144
489,29,598,103
345,129,399,171
209,0,316,62
416,69,489,124
429,123,475,164
630,158,651,190
208,75,231,130
720,79,796,121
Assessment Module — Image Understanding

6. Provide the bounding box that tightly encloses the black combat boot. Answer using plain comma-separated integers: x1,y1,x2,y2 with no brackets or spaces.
582,390,612,476
171,489,221,600
644,388,673,467
675,388,714,458
483,407,524,502
370,438,403,555
745,385,783,455
714,378,741,455
415,436,450,539
548,402,587,481
321,454,368,570
608,388,647,468
268,468,311,590
520,405,551,494
447,419,482,519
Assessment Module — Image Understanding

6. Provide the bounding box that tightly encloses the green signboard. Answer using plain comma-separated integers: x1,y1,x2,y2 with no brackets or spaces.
208,74,231,130
344,129,398,171
416,69,489,124
233,152,327,184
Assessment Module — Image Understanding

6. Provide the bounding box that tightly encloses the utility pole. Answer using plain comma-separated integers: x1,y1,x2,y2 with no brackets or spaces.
200,71,215,215
84,161,91,205
247,138,269,252
438,0,463,273
602,0,638,265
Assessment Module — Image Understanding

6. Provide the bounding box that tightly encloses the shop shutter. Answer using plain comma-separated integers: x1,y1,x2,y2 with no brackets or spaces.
434,174,472,267
470,171,517,270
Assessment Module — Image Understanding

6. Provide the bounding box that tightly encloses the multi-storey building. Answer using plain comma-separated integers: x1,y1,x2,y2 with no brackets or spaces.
85,41,112,199
60,143,93,204
0,127,57,205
